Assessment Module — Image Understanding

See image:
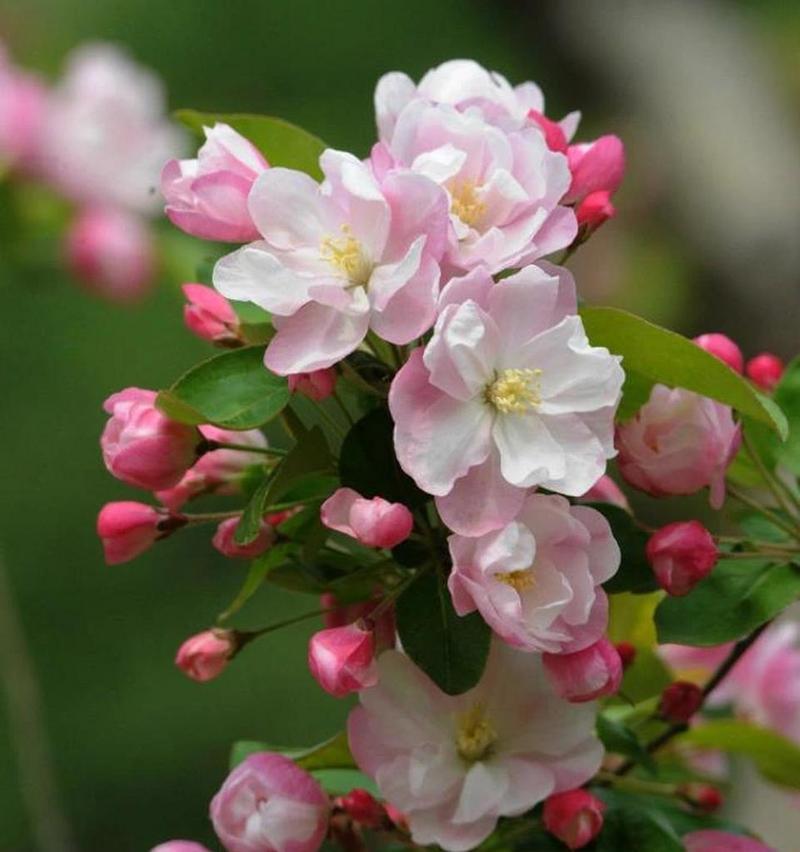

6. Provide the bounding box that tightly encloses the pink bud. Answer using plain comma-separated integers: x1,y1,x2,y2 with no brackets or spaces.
321,592,396,652
565,134,625,204
646,521,718,596
161,123,268,243
321,488,413,549
579,474,630,511
212,516,275,559
694,333,744,374
527,109,568,153
65,207,155,303
336,788,387,828
660,680,704,723
684,830,775,852
542,637,623,703
175,629,234,682
576,190,616,230
210,752,329,852
151,843,212,852
543,789,606,850
679,782,724,813
615,641,637,670
746,353,785,392
0,58,47,170
308,623,378,697
182,283,241,345
97,501,169,565
287,369,337,401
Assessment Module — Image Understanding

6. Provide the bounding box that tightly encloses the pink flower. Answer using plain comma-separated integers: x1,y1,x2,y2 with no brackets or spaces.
616,385,741,509
679,782,724,813
646,520,718,596
542,789,605,850
151,843,212,852
101,388,201,491
659,681,704,723
335,788,387,828
564,135,625,205
182,283,241,345
175,629,234,682
542,638,623,703
746,353,784,392
0,46,47,170
579,474,630,511
321,488,413,549
288,369,337,401
308,623,378,697
694,333,744,374
214,149,448,374
210,752,329,852
320,592,396,652
449,494,619,653
683,830,775,852
575,190,615,231
96,500,169,565
65,207,155,303
162,123,268,242
348,642,602,852
390,264,623,536
212,516,275,559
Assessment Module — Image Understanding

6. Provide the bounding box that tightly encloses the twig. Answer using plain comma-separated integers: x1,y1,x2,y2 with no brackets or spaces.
727,485,800,542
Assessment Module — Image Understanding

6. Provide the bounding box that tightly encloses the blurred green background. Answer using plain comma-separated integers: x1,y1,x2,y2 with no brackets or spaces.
1,1,798,850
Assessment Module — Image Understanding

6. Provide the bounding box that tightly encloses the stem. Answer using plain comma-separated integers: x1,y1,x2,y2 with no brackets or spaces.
727,485,800,542
743,431,800,520
596,771,678,798
331,390,355,427
238,606,335,644
314,403,347,441
722,549,798,560
369,566,428,621
182,510,242,525
207,441,286,457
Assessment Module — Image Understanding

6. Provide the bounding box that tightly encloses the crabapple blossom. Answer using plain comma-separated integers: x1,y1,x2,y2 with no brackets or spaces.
96,501,169,565
659,681,704,723
210,752,329,852
348,642,603,852
616,385,741,510
182,283,241,345
542,638,623,703
212,516,275,559
161,122,268,242
679,783,724,813
448,493,619,653
746,353,784,391
575,190,615,231
542,789,605,850
151,843,211,852
694,333,744,373
563,135,625,205
214,148,448,374
321,488,413,549
175,630,234,682
335,788,387,828
390,263,623,535
320,592,396,652
288,368,337,401
0,43,47,170
579,474,629,511
646,520,718,596
308,622,378,697
683,831,775,852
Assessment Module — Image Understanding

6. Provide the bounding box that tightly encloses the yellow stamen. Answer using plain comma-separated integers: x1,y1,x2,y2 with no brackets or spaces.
456,703,497,763
450,181,486,228
495,569,535,592
486,368,542,414
320,224,372,286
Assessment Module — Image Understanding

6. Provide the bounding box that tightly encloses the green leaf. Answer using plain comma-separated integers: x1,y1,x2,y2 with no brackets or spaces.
586,503,657,594
217,543,294,622
597,714,656,774
774,357,800,474
655,559,800,645
175,110,327,180
594,804,683,852
395,570,490,696
157,346,290,430
310,769,379,797
230,731,357,772
679,720,800,789
581,306,788,437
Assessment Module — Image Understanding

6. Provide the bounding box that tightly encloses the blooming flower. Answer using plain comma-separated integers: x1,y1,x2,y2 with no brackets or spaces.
348,642,602,851
175,629,234,682
390,263,623,535
214,148,448,374
321,487,413,549
448,494,619,653
542,638,623,703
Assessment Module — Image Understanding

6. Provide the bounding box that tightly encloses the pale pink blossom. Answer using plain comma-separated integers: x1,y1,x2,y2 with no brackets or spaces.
542,789,605,850
101,388,201,491
694,333,744,374
151,843,212,852
212,516,275,559
96,500,168,565
746,353,784,392
0,44,47,170
390,264,623,535
348,642,603,852
308,623,378,697
449,494,618,653
542,638,623,703
162,123,268,242
579,474,629,511
175,629,234,682
616,385,741,509
288,369,337,401
646,520,718,596
210,752,329,852
182,283,241,345
321,488,413,549
65,206,155,303
214,149,448,374
683,830,775,852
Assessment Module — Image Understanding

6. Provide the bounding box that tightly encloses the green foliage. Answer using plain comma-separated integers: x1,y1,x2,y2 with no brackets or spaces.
157,346,290,430
597,714,656,774
176,110,327,180
772,356,800,474
395,570,491,696
655,559,800,645
594,805,683,852
218,543,295,622
587,503,658,594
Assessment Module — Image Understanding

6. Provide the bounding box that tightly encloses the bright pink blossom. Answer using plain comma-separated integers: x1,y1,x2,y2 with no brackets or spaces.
210,752,329,852
390,264,623,535
0,45,47,170
101,388,201,491
616,385,741,509
746,353,784,392
679,782,723,813
348,642,602,852
214,149,448,374
288,369,337,401
321,488,413,549
564,135,625,205
151,843,212,852
575,190,615,230
542,638,623,703
646,520,718,596
182,283,241,345
65,207,155,303
542,789,605,850
449,494,618,653
683,830,775,852
175,630,234,682
212,516,275,559
335,788,386,828
308,623,378,697
162,123,268,242
694,333,744,373
97,500,167,565
659,681,704,723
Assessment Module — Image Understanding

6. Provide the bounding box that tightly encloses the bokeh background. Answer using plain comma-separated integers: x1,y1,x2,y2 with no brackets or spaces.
1,1,799,850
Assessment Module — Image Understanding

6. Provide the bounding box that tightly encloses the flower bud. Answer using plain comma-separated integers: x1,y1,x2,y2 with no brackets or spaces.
308,622,378,697
210,752,329,852
182,283,241,346
336,788,386,828
684,829,775,852
0,57,47,170
693,333,744,374
97,500,172,565
565,134,625,204
746,353,784,392
212,516,275,559
175,629,234,682
151,843,211,852
542,637,623,703
576,190,615,230
288,369,337,402
543,789,606,850
101,388,201,491
527,109,568,153
161,122,268,243
679,782,724,813
615,641,637,670
646,521,718,596
659,680,704,723
321,488,413,549
579,474,629,511
321,592,396,652
66,207,155,303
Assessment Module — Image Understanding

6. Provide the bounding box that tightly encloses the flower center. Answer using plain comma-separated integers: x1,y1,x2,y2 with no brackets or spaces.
320,224,372,286
450,181,486,228
495,569,535,592
456,703,497,763
485,368,542,414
